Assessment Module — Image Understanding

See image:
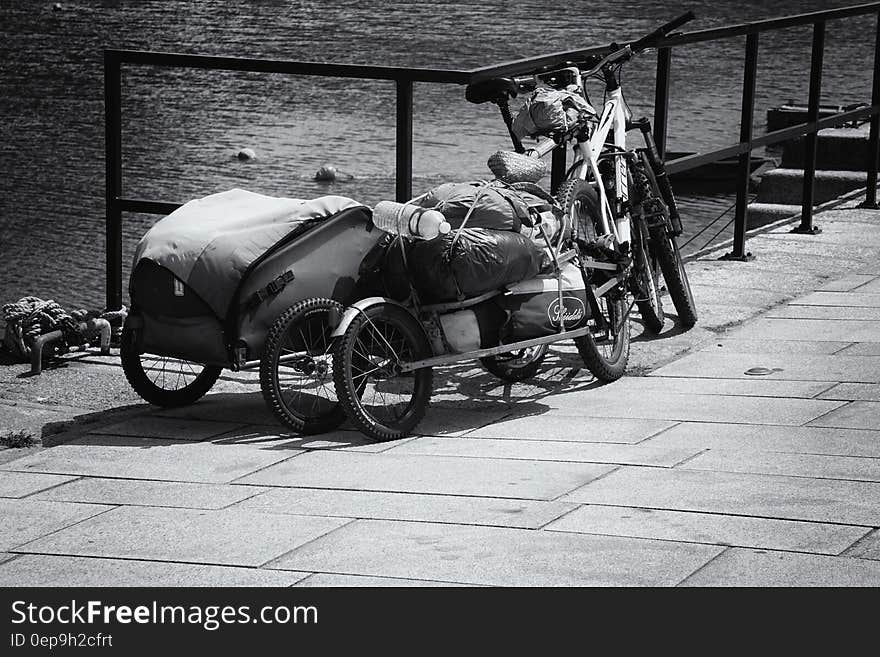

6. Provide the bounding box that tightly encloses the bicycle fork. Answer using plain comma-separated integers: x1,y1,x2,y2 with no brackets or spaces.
631,118,683,236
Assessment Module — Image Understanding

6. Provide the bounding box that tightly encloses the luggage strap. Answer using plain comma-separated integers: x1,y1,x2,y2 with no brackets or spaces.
250,270,295,307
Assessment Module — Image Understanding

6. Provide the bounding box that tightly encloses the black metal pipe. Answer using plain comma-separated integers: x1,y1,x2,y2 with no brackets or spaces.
113,49,469,83
731,33,759,260
104,51,123,311
863,12,880,208
653,47,672,159
795,22,826,234
396,79,414,203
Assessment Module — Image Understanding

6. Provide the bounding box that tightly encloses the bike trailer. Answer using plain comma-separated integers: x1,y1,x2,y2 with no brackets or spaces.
127,188,383,367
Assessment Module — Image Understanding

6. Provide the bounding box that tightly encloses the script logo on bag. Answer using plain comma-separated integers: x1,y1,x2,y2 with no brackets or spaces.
547,295,586,329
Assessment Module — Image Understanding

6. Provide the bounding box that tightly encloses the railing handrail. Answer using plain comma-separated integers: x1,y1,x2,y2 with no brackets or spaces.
104,3,880,308
466,2,880,80
106,49,471,83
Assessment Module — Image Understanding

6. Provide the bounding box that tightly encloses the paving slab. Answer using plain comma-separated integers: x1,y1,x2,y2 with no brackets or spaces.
269,519,723,586
386,436,700,467
35,477,267,510
728,318,880,342
698,339,851,355
412,407,512,436
562,466,880,526
652,351,880,383
767,305,880,320
836,342,880,355
819,383,880,401
602,376,834,399
643,422,880,458
463,415,674,444
544,504,868,555
154,392,280,427
238,487,574,529
0,471,77,498
236,450,613,501
685,261,819,292
541,389,843,425
206,425,402,453
854,277,880,294
808,401,880,430
679,548,880,586
679,448,880,482
90,416,245,441
792,291,880,307
0,499,114,551
294,573,468,587
842,529,880,560
18,506,350,567
0,554,309,587
817,274,878,292
0,435,302,484
688,285,790,308
0,398,89,439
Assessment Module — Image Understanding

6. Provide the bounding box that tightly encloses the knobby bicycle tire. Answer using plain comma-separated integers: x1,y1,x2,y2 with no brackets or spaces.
260,297,347,435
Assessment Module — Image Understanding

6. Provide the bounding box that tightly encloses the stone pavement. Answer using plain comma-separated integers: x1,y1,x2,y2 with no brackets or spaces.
1,191,879,586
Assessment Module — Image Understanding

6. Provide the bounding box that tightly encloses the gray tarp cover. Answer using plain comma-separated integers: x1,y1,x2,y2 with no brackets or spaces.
133,189,362,318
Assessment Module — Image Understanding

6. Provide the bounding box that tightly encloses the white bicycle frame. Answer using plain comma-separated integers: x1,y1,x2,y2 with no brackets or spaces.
563,70,632,248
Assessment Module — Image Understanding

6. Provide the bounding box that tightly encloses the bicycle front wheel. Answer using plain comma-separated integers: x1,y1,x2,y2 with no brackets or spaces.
333,304,433,441
632,216,665,334
651,227,698,329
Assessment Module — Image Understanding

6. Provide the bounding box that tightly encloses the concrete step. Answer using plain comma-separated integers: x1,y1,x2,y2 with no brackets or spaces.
782,124,872,171
745,202,801,228
755,168,869,205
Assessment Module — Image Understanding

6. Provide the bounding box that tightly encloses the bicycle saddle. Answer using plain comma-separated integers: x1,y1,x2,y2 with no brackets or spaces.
465,77,518,104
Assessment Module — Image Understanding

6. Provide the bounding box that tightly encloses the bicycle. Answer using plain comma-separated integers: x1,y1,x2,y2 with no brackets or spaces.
466,10,699,345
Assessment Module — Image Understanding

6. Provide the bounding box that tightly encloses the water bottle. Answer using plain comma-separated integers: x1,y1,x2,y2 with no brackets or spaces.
372,201,451,240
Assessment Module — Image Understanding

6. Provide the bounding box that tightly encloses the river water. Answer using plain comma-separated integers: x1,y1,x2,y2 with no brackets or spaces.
0,0,874,311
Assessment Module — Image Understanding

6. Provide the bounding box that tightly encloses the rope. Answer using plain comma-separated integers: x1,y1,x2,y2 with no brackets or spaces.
679,195,757,252
2,297,128,359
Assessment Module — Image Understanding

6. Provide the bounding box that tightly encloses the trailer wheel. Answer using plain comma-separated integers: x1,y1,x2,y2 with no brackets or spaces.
260,298,347,435
121,329,221,407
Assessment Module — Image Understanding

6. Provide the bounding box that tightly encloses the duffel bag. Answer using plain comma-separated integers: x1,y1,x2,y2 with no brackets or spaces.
499,262,590,339
412,181,550,232
407,228,545,303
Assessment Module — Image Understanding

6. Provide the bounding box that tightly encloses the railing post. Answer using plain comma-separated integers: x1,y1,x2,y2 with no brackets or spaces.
859,11,880,209
724,33,759,261
653,47,672,159
104,50,123,311
395,79,413,203
792,21,825,234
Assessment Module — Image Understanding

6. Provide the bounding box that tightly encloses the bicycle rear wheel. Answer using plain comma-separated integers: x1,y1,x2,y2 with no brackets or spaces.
556,178,631,381
574,292,630,382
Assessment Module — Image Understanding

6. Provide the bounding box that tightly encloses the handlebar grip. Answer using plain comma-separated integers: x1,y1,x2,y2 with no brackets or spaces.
630,10,695,53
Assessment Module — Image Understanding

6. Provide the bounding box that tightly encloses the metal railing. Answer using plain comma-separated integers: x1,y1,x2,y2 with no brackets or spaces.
105,2,880,308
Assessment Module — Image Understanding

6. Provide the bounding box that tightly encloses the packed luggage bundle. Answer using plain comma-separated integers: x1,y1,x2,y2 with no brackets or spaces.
129,188,382,364
377,180,568,305
512,88,598,139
